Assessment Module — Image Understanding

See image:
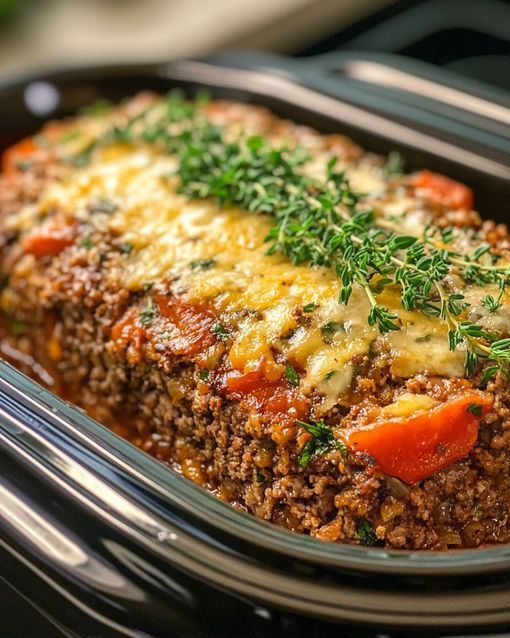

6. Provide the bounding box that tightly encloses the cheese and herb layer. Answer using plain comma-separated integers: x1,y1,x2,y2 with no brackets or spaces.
32,143,469,401
0,92,507,492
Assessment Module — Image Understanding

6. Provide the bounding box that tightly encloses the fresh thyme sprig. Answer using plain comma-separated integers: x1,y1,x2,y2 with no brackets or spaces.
74,91,510,382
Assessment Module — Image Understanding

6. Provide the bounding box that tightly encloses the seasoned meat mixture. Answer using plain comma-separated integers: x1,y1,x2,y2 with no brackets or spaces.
1,91,510,550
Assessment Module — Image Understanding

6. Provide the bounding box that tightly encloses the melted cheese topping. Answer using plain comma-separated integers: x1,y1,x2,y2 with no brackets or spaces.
28,142,478,411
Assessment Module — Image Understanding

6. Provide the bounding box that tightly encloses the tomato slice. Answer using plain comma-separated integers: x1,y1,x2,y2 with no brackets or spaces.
2,137,38,175
111,307,147,364
21,224,76,257
154,293,217,356
412,170,474,210
341,392,493,483
226,368,264,393
223,364,308,429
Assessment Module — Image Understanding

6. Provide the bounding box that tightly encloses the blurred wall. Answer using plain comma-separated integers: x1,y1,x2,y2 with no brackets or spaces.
0,0,392,81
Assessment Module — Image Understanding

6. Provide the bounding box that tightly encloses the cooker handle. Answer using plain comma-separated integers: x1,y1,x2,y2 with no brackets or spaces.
205,50,510,155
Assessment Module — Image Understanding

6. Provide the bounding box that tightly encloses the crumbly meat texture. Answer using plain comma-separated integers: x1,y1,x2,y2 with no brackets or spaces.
2,94,510,550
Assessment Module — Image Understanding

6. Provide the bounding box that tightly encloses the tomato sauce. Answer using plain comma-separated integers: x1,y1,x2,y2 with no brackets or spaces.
412,170,474,210
154,293,218,356
218,365,309,432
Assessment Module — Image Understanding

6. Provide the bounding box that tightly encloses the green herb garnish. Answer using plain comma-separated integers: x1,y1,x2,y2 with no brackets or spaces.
190,258,216,271
79,98,113,117
139,297,156,327
119,242,133,255
211,322,229,341
302,302,317,313
80,237,94,249
480,365,499,387
356,520,377,546
59,130,82,144
482,293,501,313
284,363,299,387
199,369,210,381
473,506,484,520
467,403,483,416
297,419,347,467
320,321,343,345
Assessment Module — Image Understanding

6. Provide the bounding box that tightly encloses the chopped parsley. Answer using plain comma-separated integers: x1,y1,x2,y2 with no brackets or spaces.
323,370,336,381
190,258,216,271
119,242,133,255
199,369,210,381
320,321,343,345
284,363,299,387
211,322,229,341
302,302,317,313
356,520,377,546
467,403,483,417
139,297,157,327
297,419,347,467
80,237,94,249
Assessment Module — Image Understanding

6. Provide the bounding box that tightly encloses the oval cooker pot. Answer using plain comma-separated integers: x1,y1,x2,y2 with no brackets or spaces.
1,57,510,637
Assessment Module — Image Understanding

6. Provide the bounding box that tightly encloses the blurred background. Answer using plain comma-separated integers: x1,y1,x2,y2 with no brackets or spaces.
0,0,510,92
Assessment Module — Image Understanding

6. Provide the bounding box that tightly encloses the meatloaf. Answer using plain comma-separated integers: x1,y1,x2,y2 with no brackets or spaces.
1,91,510,550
